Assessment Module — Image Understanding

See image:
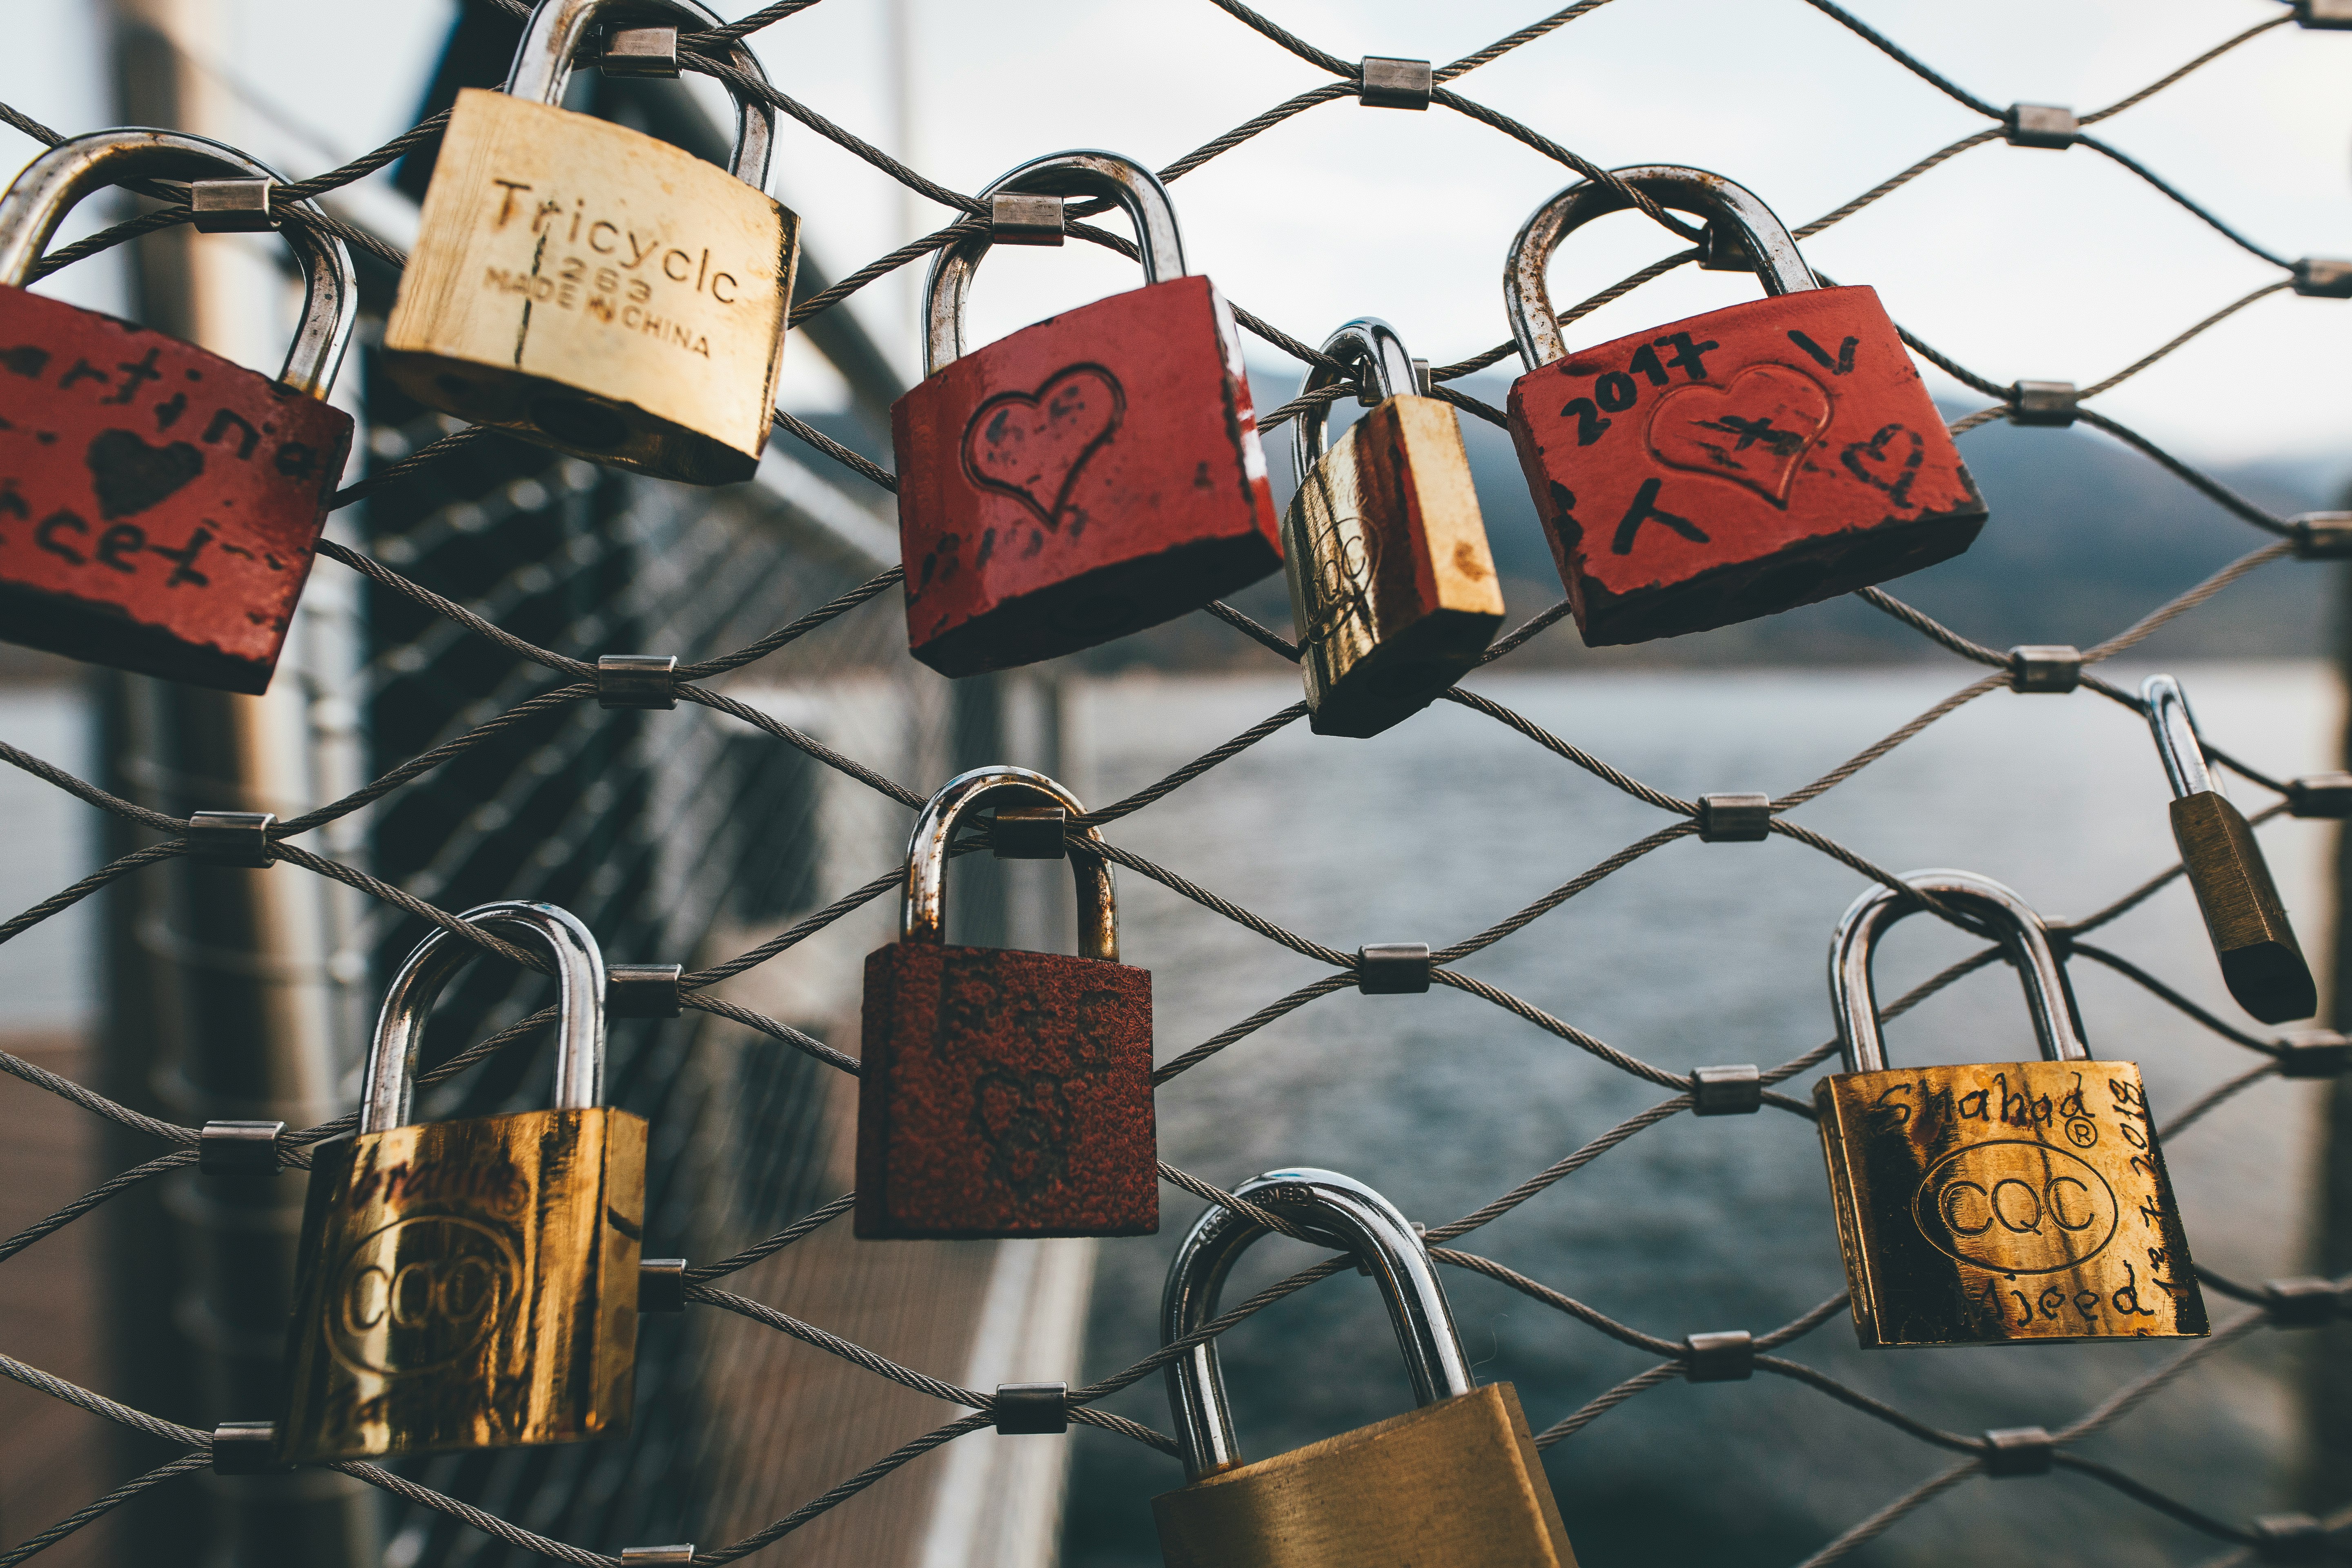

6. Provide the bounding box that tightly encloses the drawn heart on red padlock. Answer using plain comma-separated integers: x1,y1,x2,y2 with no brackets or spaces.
85,429,205,520
1838,421,1925,510
960,364,1126,529
1644,363,1831,507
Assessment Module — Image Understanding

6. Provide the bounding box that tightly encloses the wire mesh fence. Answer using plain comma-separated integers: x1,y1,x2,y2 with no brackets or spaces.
1,0,2350,1564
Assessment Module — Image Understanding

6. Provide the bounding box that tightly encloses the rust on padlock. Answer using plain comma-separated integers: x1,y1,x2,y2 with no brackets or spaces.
857,765,1157,1240
893,153,1281,677
0,130,355,693
856,942,1156,1238
1505,168,1985,647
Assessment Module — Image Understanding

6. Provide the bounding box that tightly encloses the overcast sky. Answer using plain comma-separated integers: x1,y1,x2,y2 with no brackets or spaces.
5,1,2346,472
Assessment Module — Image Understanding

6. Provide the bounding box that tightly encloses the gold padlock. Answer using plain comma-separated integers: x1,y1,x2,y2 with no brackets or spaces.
383,0,800,483
2143,674,2316,1023
278,901,646,1462
1814,870,2208,1349
1152,1168,1577,1568
1282,319,1503,737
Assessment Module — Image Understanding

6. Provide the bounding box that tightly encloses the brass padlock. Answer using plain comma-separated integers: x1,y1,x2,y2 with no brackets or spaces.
278,901,646,1462
383,0,799,483
1814,870,2208,1348
1283,319,1504,737
2143,674,2316,1023
1152,1168,1577,1568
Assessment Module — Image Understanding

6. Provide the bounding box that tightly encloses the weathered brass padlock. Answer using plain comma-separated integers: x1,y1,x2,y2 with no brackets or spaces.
2143,674,2316,1023
1283,318,1503,737
1153,1168,1577,1567
1814,871,2207,1348
383,0,798,483
278,901,646,1462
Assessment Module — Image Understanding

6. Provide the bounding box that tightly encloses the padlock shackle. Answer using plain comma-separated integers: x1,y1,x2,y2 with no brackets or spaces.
1291,316,1422,489
1831,870,2089,1075
902,765,1118,961
1505,164,1817,372
0,128,357,399
1160,1167,1472,1481
2142,674,2220,799
504,0,777,191
922,150,1189,377
360,901,608,1135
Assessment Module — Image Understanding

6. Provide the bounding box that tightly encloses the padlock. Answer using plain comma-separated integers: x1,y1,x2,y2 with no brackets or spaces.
856,766,1156,1238
0,129,355,693
1814,870,2207,1348
1502,166,1987,646
278,901,646,1461
383,0,797,484
1282,318,1503,737
2143,674,2316,1024
1152,1167,1576,1568
891,150,1283,675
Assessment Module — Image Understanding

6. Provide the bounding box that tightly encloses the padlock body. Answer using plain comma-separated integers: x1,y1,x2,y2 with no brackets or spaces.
1152,1384,1577,1568
891,274,1283,675
1283,394,1503,737
277,1106,647,1461
856,941,1156,1238
2171,792,2316,1024
385,89,797,485
1814,1059,2207,1348
1506,285,1985,646
0,285,351,692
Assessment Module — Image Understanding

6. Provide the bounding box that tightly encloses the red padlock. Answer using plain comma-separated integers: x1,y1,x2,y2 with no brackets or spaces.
891,151,1282,675
1503,166,1985,646
0,129,356,692
857,766,1156,1239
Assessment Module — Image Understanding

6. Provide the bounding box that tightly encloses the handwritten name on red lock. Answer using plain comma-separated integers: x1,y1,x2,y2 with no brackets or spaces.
1507,287,1984,646
891,274,1281,677
0,290,352,693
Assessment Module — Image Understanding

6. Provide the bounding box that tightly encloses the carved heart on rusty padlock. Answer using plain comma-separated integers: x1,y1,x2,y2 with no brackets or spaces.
961,365,1124,528
1646,363,1829,505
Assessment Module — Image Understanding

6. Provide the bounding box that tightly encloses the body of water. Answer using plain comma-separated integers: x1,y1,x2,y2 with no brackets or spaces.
1061,663,2342,1568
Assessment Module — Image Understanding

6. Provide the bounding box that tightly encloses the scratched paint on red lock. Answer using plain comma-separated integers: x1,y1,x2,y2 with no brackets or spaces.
0,287,351,692
891,273,1281,676
1507,286,1985,646
855,942,1157,1238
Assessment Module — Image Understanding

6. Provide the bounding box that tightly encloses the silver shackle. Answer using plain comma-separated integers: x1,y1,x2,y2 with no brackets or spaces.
2142,675,2219,800
0,128,356,400
902,766,1118,962
505,0,778,191
1161,1168,1473,1481
360,901,608,1135
1831,870,2088,1075
1291,316,1421,491
923,149,1189,377
1504,164,1817,372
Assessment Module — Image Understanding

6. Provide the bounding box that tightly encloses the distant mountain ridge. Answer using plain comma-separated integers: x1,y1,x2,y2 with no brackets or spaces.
1164,369,2350,672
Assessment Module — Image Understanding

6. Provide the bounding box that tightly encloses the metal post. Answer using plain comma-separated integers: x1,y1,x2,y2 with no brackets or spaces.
2316,483,2352,1504
104,2,376,1561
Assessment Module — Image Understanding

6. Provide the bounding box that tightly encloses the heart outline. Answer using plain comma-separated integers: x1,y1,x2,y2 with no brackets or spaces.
85,428,205,520
1643,362,1831,508
1839,421,1925,509
960,364,1125,530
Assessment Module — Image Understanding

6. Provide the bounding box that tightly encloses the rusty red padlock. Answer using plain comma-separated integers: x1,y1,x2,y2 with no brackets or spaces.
890,150,1282,676
1503,166,1986,646
0,129,355,692
857,765,1156,1239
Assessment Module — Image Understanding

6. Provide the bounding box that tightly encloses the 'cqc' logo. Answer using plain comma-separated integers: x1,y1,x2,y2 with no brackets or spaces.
1911,1140,2118,1275
327,1215,517,1378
